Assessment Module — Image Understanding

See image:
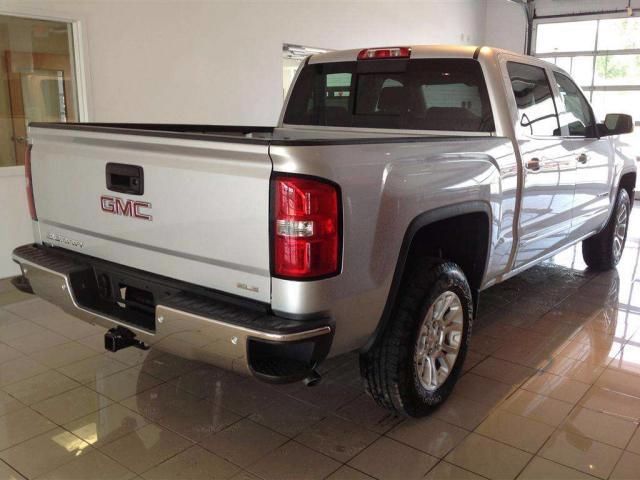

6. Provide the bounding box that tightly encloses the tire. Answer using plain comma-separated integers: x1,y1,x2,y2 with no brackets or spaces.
582,188,631,271
360,259,473,417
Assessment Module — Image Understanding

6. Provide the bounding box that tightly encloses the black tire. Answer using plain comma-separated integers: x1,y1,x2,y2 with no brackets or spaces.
582,188,631,271
360,259,473,417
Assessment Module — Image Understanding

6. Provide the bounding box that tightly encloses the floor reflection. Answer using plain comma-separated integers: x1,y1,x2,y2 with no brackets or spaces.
0,204,639,478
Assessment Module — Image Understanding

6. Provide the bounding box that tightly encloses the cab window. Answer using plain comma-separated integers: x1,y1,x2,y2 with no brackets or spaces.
553,71,595,137
507,62,560,137
284,59,494,132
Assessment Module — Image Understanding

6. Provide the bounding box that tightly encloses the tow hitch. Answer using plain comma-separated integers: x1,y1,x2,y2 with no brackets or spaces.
104,326,149,352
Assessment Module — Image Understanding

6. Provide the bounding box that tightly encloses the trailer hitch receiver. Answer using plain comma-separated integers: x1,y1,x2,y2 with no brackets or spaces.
104,326,149,352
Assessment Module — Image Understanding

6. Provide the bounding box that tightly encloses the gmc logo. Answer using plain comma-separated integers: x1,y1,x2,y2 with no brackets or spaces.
100,195,152,221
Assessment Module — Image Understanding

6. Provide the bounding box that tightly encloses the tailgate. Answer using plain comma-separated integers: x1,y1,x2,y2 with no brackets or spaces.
29,126,272,303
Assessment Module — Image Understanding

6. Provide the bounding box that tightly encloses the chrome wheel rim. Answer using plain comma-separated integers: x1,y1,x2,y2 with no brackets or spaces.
613,200,629,261
415,291,464,391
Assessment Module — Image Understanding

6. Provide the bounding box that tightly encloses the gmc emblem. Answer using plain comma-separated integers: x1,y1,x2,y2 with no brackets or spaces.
100,195,152,221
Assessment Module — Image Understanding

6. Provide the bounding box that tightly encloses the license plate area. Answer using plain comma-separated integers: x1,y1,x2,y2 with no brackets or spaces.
69,265,180,333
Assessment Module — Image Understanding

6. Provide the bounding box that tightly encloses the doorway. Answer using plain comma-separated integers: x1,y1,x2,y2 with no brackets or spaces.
0,15,80,167
282,43,330,98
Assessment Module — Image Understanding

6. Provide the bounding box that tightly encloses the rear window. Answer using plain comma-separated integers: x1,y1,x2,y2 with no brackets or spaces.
283,58,494,132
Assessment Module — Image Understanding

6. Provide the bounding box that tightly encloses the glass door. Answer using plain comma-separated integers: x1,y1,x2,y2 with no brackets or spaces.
0,15,79,167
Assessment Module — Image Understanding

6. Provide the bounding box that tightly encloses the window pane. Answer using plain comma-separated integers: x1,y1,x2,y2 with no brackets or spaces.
283,57,303,98
554,57,572,72
422,83,483,117
597,17,640,50
535,21,597,54
590,91,640,123
594,55,640,86
0,15,78,167
591,90,640,155
507,62,559,137
570,56,595,87
284,59,494,132
553,72,594,137
326,73,352,111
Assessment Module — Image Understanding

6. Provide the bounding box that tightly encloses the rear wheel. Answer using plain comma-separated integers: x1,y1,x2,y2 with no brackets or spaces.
360,259,472,417
582,188,631,270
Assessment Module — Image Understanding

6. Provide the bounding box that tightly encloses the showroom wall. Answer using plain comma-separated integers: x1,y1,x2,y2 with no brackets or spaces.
0,0,490,126
0,0,489,278
484,0,527,52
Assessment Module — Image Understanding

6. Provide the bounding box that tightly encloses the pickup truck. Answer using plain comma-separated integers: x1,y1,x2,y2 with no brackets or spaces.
12,45,636,417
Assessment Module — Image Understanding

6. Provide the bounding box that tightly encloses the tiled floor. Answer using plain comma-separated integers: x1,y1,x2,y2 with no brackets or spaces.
0,206,639,479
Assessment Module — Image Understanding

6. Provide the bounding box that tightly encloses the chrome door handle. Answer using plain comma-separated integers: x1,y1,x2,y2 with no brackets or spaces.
577,153,588,164
12,136,28,144
526,157,541,171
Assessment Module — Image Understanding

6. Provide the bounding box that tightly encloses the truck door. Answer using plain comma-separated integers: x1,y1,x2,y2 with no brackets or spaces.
550,70,614,242
505,61,577,269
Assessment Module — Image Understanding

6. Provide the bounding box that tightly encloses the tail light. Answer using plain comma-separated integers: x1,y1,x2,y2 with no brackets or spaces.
271,175,341,279
358,47,411,60
24,144,37,221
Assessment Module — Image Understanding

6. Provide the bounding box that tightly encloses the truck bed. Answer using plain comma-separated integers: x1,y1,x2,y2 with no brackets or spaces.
27,121,495,307
30,122,488,145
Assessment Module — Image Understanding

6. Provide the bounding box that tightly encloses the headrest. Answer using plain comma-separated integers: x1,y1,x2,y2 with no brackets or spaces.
377,86,406,115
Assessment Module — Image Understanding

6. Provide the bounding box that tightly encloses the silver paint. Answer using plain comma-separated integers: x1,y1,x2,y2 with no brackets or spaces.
19,45,636,363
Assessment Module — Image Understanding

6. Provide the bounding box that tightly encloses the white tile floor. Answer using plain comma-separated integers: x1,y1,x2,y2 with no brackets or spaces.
0,204,638,479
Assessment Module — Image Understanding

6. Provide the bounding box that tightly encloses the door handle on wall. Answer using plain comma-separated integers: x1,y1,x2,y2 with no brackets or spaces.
526,157,541,171
577,153,588,164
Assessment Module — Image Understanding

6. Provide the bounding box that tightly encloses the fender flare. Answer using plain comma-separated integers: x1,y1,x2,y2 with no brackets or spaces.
361,200,493,353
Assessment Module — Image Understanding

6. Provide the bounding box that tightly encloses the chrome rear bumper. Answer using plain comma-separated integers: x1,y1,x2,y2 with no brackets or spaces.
12,244,332,381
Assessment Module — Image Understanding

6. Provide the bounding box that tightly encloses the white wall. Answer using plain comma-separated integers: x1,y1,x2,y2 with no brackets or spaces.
0,0,488,278
484,0,527,53
0,168,32,278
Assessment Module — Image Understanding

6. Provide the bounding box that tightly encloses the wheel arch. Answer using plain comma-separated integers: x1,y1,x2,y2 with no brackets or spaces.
620,171,636,205
361,201,492,352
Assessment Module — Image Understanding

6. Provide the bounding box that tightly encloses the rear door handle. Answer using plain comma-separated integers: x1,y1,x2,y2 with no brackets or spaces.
577,153,588,164
526,157,541,171
106,163,144,195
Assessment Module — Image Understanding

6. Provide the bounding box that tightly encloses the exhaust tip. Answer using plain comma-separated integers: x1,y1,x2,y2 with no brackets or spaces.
303,369,322,387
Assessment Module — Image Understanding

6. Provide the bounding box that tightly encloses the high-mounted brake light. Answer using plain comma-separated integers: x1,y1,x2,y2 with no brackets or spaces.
272,175,341,279
24,144,37,221
357,47,411,60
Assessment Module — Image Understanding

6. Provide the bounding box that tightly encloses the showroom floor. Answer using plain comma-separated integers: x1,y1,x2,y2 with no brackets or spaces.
0,208,638,480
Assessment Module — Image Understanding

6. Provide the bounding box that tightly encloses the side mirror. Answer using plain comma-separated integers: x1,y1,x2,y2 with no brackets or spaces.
598,113,634,137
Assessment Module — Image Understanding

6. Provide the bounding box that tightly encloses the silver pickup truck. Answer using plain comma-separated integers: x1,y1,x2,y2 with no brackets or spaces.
12,45,636,417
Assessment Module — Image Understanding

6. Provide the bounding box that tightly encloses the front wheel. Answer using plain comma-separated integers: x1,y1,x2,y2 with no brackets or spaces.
582,188,631,270
360,259,472,417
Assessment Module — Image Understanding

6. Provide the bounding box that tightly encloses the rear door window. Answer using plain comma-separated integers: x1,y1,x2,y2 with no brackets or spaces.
284,59,494,132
